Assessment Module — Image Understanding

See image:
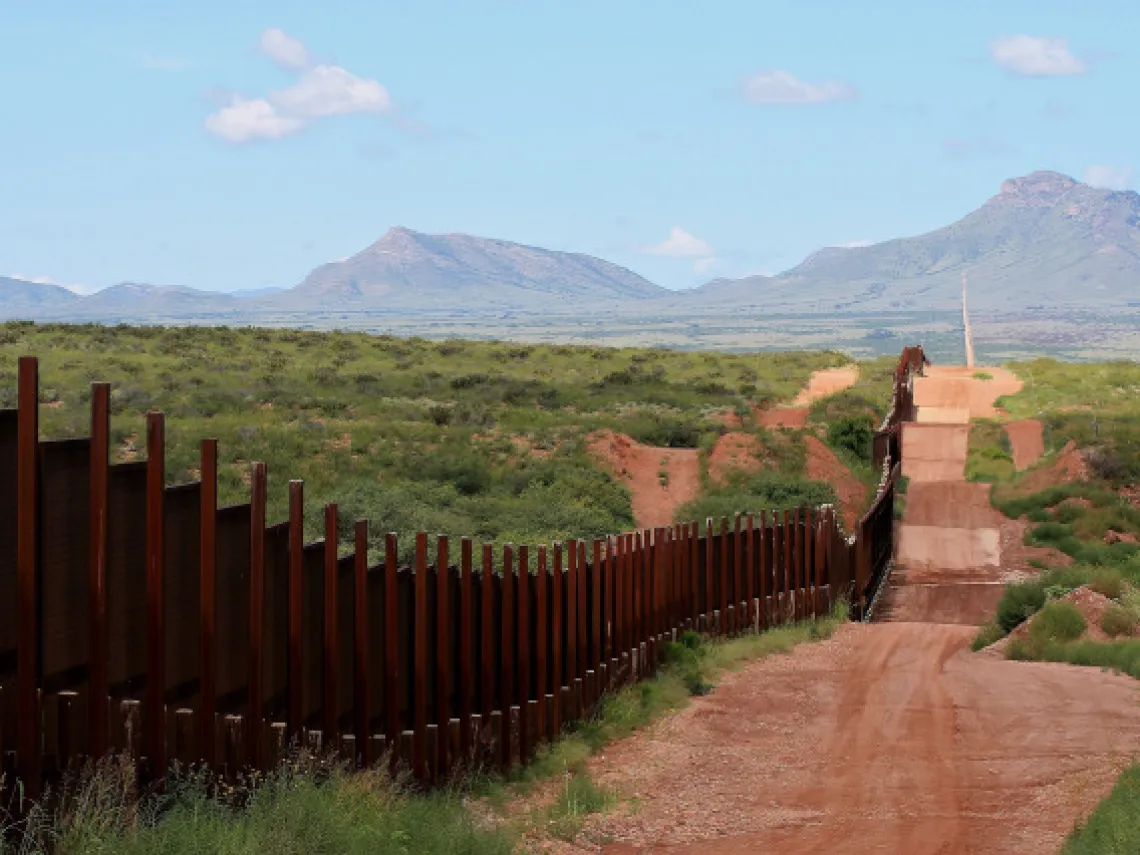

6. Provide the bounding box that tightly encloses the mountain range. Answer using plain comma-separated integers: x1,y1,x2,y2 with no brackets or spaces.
4,170,1138,322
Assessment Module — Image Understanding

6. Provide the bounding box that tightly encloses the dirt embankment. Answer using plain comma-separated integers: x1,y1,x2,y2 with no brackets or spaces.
754,365,859,428
707,433,766,485
1003,419,1044,470
589,431,700,530
803,436,866,532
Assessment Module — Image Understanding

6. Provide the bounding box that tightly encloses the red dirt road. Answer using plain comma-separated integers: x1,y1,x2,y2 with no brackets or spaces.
540,365,1140,853
589,623,1140,855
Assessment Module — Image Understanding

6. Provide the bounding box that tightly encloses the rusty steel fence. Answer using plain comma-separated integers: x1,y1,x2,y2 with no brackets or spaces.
0,345,923,803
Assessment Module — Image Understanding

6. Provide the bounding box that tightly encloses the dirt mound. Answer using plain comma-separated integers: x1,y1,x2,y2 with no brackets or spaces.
1004,419,1044,470
754,405,808,428
708,432,767,484
1000,440,1090,497
803,436,866,532
983,586,1127,657
715,409,745,429
752,366,859,430
588,431,700,530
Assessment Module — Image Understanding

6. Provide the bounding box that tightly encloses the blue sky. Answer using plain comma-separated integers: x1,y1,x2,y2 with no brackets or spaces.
1,0,1135,294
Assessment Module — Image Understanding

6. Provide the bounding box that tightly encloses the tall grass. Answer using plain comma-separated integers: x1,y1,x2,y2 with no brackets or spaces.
2,752,513,855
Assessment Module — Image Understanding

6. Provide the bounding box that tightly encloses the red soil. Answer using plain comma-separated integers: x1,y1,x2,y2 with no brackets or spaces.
791,366,860,406
803,436,866,532
753,366,859,429
1004,419,1045,470
1002,440,1089,496
715,409,745,429
589,431,700,530
754,406,809,429
707,433,767,484
573,622,1140,854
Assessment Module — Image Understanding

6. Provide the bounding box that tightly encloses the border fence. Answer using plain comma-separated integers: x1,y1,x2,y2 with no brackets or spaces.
0,345,924,803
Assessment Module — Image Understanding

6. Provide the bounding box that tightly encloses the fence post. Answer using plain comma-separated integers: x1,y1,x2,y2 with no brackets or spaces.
385,533,400,770
16,357,40,797
413,532,428,780
566,539,578,691
201,441,220,766
459,537,474,761
145,411,166,780
88,382,110,761
516,545,530,763
323,505,339,746
551,543,563,731
536,545,548,739
436,535,450,775
354,520,371,768
500,544,515,769
248,462,267,770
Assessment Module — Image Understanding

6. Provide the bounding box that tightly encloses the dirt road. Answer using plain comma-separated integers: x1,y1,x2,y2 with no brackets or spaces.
592,622,1140,854
560,365,1140,853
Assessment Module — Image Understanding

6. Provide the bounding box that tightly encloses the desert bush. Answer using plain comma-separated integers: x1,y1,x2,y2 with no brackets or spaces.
826,415,873,460
1102,605,1137,638
1029,601,1087,644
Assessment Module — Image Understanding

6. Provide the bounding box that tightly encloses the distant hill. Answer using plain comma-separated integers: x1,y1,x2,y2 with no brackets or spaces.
6,171,1139,332
0,277,79,319
279,226,667,310
67,283,236,319
691,171,1140,313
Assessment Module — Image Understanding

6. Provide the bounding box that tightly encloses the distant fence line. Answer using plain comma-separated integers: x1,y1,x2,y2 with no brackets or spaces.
0,345,924,805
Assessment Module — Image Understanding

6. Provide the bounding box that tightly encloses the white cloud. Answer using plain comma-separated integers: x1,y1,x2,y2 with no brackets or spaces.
644,227,713,258
259,28,310,70
1084,165,1133,191
205,96,305,142
990,35,1086,77
270,65,391,118
741,70,857,105
206,30,392,143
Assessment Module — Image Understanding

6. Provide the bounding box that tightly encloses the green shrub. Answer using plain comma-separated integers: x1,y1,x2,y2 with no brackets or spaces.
971,621,1004,651
1102,605,1137,638
1029,601,1086,644
676,472,837,526
996,581,1047,633
826,415,874,460
1090,569,1126,601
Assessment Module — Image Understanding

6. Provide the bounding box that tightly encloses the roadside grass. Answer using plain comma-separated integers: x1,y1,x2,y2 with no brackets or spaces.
2,753,514,855
1064,764,1140,855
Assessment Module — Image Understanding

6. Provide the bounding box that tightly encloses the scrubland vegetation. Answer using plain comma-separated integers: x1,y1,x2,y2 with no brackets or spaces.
0,321,864,560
